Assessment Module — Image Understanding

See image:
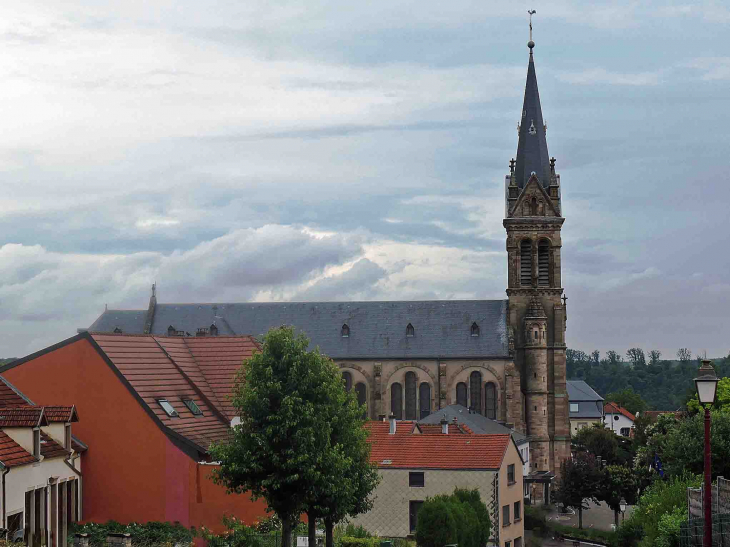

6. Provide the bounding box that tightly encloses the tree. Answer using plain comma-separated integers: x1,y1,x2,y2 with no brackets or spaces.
605,350,622,365
555,452,604,529
648,350,662,367
687,377,730,414
604,387,647,415
591,350,600,366
573,424,620,464
626,348,646,368
415,489,490,547
599,465,638,526
676,348,692,362
210,326,364,547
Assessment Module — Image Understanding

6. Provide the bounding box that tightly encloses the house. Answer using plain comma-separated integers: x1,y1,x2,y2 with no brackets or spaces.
567,380,604,435
418,405,543,504
603,402,635,437
351,417,524,547
0,376,85,546
0,332,268,532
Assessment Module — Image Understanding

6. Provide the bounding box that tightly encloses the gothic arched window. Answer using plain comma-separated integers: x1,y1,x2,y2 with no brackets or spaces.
355,382,367,418
485,382,497,420
391,383,403,420
341,323,350,337
405,372,417,420
471,322,480,337
456,382,468,407
520,239,533,287
419,382,431,419
470,371,482,415
406,323,415,337
531,197,538,215
538,240,550,287
342,371,352,392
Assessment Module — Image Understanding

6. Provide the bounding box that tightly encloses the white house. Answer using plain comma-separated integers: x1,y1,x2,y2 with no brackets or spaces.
603,402,635,437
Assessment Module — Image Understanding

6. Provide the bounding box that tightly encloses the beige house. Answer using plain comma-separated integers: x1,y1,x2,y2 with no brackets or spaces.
567,380,604,435
351,418,524,547
0,376,85,546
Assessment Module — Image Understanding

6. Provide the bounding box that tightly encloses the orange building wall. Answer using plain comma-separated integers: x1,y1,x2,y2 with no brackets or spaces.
3,337,169,523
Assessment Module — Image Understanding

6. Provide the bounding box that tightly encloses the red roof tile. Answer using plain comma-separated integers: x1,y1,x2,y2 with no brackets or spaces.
0,376,31,406
0,406,47,428
91,334,258,451
0,430,35,467
40,431,69,459
43,406,79,423
604,402,635,422
415,423,466,435
364,421,509,470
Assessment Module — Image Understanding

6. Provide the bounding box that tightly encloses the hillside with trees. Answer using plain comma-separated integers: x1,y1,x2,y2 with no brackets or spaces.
567,348,730,411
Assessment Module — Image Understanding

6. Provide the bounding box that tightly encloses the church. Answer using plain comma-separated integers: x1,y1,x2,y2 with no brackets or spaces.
87,37,571,488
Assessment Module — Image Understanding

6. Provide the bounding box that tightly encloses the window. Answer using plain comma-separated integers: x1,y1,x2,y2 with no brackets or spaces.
405,372,417,420
620,427,631,436
485,382,497,420
342,371,352,392
471,322,480,336
456,382,467,407
409,501,424,532
505,542,511,547
514,500,522,521
406,323,415,337
65,423,72,450
391,383,403,420
183,399,204,416
507,464,516,485
33,428,40,457
355,382,367,418
614,415,620,421
419,382,431,419
341,324,350,337
156,399,178,417
409,472,425,487
570,403,579,412
502,504,510,526
470,371,482,415
515,538,522,547
538,240,550,286
520,240,532,286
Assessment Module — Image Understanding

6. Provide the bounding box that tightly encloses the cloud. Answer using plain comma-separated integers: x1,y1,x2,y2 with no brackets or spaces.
295,258,387,300
557,68,664,86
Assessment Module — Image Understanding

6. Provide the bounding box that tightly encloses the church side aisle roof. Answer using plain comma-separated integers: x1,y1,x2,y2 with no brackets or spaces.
88,299,510,359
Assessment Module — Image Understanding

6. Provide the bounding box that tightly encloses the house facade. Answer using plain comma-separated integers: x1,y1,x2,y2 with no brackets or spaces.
0,332,268,532
566,381,604,435
351,419,524,547
603,402,635,437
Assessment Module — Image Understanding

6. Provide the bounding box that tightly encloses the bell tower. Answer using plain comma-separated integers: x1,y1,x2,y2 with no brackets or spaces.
503,34,571,484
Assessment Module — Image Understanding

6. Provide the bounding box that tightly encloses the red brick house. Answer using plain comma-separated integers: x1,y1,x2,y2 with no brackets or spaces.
0,332,268,532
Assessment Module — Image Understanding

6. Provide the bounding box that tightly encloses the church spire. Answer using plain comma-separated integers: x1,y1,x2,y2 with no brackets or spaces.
513,30,551,189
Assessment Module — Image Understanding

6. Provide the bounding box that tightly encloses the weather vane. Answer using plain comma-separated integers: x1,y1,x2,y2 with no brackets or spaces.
528,10,536,42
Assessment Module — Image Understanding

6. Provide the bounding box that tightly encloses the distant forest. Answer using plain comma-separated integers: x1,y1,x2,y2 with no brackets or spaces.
567,348,730,411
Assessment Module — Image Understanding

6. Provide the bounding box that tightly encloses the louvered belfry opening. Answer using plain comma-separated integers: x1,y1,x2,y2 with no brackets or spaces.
538,240,550,286
405,371,417,420
520,239,533,286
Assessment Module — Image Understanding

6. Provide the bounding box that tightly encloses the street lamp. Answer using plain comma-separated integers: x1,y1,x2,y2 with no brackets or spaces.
695,359,719,547
619,498,627,524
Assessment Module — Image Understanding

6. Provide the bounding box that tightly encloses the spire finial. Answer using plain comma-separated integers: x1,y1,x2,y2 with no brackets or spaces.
528,10,536,50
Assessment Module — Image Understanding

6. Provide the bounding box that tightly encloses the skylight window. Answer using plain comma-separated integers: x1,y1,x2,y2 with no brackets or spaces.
183,399,203,416
157,399,178,417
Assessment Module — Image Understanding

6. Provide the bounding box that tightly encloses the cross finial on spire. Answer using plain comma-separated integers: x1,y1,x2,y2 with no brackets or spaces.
562,294,567,307
528,10,536,48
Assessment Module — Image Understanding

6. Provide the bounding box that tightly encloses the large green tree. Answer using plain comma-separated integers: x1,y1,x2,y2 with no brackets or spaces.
598,465,639,527
555,452,604,529
210,326,364,547
604,387,647,415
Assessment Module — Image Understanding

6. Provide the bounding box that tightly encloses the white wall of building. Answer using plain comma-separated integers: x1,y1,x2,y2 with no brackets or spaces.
603,413,634,436
4,457,81,517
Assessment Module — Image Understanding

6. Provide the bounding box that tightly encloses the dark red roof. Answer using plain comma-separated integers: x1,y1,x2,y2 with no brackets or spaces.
604,402,635,422
43,406,79,423
91,334,258,451
0,431,35,467
0,376,31,406
40,431,69,459
364,421,510,470
0,406,47,428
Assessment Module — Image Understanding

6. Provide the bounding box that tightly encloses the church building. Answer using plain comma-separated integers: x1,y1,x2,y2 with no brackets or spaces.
86,37,571,491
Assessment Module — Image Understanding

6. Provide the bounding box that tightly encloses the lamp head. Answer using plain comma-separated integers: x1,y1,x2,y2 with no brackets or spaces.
695,359,719,407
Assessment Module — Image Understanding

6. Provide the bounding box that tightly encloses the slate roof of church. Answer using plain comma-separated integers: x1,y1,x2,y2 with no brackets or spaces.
88,300,510,359
418,404,528,446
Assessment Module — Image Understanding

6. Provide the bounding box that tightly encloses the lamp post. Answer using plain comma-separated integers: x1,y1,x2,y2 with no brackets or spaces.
695,359,719,547
619,497,627,524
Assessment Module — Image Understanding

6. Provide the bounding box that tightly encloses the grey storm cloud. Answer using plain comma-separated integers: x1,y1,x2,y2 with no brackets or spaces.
0,0,729,358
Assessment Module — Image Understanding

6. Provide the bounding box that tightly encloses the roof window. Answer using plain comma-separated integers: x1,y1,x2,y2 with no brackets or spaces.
183,398,203,416
341,324,350,337
471,322,480,337
406,323,415,337
157,399,178,417
113,327,122,334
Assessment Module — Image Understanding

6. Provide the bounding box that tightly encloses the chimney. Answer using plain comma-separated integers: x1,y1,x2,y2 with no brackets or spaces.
389,413,397,435
441,417,449,435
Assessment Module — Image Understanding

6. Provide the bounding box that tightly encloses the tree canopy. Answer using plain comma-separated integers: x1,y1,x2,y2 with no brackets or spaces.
604,387,647,415
555,452,604,529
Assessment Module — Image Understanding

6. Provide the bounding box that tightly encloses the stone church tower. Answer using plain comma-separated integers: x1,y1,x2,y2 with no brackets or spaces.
504,38,571,483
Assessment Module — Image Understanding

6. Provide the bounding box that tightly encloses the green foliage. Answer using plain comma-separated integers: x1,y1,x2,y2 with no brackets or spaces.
523,506,548,537
199,516,265,547
599,464,639,517
342,525,371,539
618,472,700,547
415,489,490,547
605,387,648,415
655,507,684,547
687,377,730,414
547,522,617,544
339,538,379,547
69,521,193,546
555,452,604,529
573,424,622,463
567,349,730,411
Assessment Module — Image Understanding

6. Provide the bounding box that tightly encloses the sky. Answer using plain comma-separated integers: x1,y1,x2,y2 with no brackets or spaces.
0,1,729,359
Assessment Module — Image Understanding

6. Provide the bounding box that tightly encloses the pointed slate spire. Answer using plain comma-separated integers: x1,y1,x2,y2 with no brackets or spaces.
514,40,551,189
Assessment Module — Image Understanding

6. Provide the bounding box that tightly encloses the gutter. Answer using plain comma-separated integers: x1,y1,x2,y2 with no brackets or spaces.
63,452,83,520
1,463,8,529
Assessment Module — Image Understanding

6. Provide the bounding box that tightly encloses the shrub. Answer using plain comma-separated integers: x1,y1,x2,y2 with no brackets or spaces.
415,488,490,547
343,525,372,539
70,521,193,546
340,537,379,547
199,516,264,547
414,497,457,547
